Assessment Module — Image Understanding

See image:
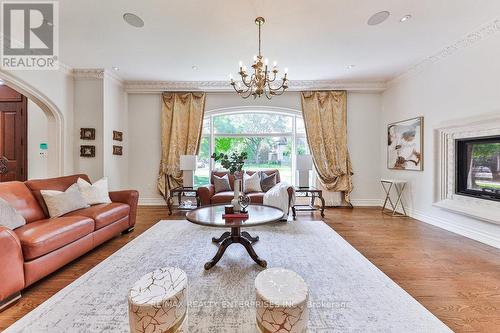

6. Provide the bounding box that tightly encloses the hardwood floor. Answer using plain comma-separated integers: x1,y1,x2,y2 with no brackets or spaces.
1,206,499,332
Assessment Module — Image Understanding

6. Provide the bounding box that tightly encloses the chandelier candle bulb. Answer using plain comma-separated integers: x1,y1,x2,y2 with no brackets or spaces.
229,17,289,99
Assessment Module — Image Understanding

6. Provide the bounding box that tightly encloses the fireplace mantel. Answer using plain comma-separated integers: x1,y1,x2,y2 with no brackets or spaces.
435,113,500,225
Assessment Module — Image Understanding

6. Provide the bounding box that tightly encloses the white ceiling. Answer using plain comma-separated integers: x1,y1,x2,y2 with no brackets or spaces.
59,0,500,82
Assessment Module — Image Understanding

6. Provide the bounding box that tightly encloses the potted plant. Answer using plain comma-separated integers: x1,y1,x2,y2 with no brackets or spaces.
212,152,248,212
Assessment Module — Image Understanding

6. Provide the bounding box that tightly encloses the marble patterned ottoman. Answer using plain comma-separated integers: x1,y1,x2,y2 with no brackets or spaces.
255,268,309,333
128,267,188,333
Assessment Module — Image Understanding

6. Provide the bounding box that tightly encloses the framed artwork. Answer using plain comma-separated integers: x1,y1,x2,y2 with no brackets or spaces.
80,145,95,158
113,145,123,155
113,130,123,141
387,117,423,171
80,128,95,140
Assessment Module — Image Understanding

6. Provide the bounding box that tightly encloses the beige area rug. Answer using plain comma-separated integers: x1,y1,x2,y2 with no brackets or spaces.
5,220,452,332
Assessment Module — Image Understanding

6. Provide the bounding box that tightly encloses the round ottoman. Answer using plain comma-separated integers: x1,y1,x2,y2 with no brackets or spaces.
128,267,188,333
255,268,309,333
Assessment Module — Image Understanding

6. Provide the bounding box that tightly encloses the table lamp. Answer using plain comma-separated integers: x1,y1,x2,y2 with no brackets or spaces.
180,155,197,188
296,155,312,188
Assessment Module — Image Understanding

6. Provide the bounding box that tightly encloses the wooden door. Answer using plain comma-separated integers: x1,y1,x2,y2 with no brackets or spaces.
0,85,27,182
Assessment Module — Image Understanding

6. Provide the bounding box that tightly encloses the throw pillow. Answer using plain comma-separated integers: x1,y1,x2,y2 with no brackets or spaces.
77,177,111,205
260,172,277,192
213,174,231,193
244,172,262,193
41,183,89,218
0,197,26,229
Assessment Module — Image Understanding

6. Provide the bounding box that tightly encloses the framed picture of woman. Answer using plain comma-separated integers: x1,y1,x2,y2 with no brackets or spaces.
387,117,423,171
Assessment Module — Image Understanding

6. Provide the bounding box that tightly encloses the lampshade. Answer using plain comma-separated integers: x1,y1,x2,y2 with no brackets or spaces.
296,155,312,170
179,155,197,171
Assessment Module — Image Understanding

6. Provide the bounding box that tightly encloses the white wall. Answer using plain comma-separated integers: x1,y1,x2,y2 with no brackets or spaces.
128,93,163,204
348,93,382,205
128,91,382,205
73,78,104,182
103,76,128,190
27,100,49,179
381,33,500,248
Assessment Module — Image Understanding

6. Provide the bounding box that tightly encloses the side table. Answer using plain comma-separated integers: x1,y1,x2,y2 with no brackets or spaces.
292,186,326,218
166,187,200,215
381,179,408,217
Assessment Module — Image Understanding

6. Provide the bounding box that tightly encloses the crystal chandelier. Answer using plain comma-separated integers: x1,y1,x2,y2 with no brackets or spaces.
229,17,289,99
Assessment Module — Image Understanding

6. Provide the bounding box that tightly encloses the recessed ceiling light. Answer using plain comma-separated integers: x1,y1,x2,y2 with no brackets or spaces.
192,65,199,70
123,13,144,28
0,79,4,85
112,66,120,71
346,65,356,70
367,11,390,26
400,15,412,23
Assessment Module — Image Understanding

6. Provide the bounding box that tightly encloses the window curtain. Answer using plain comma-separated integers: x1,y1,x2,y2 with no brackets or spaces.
301,91,353,205
157,92,206,197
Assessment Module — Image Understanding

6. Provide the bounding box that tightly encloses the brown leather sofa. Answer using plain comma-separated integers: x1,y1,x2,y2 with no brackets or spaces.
0,174,138,309
198,170,294,207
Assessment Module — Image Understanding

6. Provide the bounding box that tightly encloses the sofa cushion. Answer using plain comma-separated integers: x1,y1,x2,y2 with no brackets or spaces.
14,216,94,260
260,172,277,192
0,197,26,229
247,192,264,204
0,181,46,223
25,174,92,217
244,172,262,193
65,203,130,230
211,191,235,204
41,183,89,218
213,174,231,193
77,177,111,205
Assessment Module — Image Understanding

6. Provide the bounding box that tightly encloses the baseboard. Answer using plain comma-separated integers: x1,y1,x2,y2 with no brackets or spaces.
350,199,382,207
139,197,166,206
410,208,500,249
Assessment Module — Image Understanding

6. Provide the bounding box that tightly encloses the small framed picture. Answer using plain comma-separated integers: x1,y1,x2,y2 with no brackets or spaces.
113,130,123,141
80,145,95,157
80,128,95,140
113,145,123,156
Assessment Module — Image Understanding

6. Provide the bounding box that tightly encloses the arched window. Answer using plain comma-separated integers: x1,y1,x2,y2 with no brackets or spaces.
195,107,309,187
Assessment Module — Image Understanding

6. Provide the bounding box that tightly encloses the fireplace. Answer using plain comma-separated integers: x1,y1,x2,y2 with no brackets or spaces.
456,136,500,202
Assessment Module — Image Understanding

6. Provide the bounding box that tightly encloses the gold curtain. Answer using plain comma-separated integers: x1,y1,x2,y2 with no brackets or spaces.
157,92,206,197
301,91,353,204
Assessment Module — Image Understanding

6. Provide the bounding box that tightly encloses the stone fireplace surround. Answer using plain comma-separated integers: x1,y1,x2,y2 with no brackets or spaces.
435,113,500,225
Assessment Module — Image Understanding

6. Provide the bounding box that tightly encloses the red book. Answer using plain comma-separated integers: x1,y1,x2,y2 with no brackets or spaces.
222,213,249,219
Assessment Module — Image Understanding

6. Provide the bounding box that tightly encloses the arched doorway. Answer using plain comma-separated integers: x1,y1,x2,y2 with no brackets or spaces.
0,72,64,178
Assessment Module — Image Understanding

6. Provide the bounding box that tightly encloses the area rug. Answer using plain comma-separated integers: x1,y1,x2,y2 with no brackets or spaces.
5,220,452,332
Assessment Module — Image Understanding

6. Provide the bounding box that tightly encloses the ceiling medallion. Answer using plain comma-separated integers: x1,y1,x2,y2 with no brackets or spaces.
230,17,289,99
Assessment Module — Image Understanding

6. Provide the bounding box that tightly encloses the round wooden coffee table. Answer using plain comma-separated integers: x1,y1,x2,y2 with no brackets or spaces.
186,204,284,270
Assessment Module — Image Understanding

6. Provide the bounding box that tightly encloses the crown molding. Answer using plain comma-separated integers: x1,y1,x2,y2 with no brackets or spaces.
389,17,500,86
72,68,124,85
124,79,386,93
73,68,105,80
